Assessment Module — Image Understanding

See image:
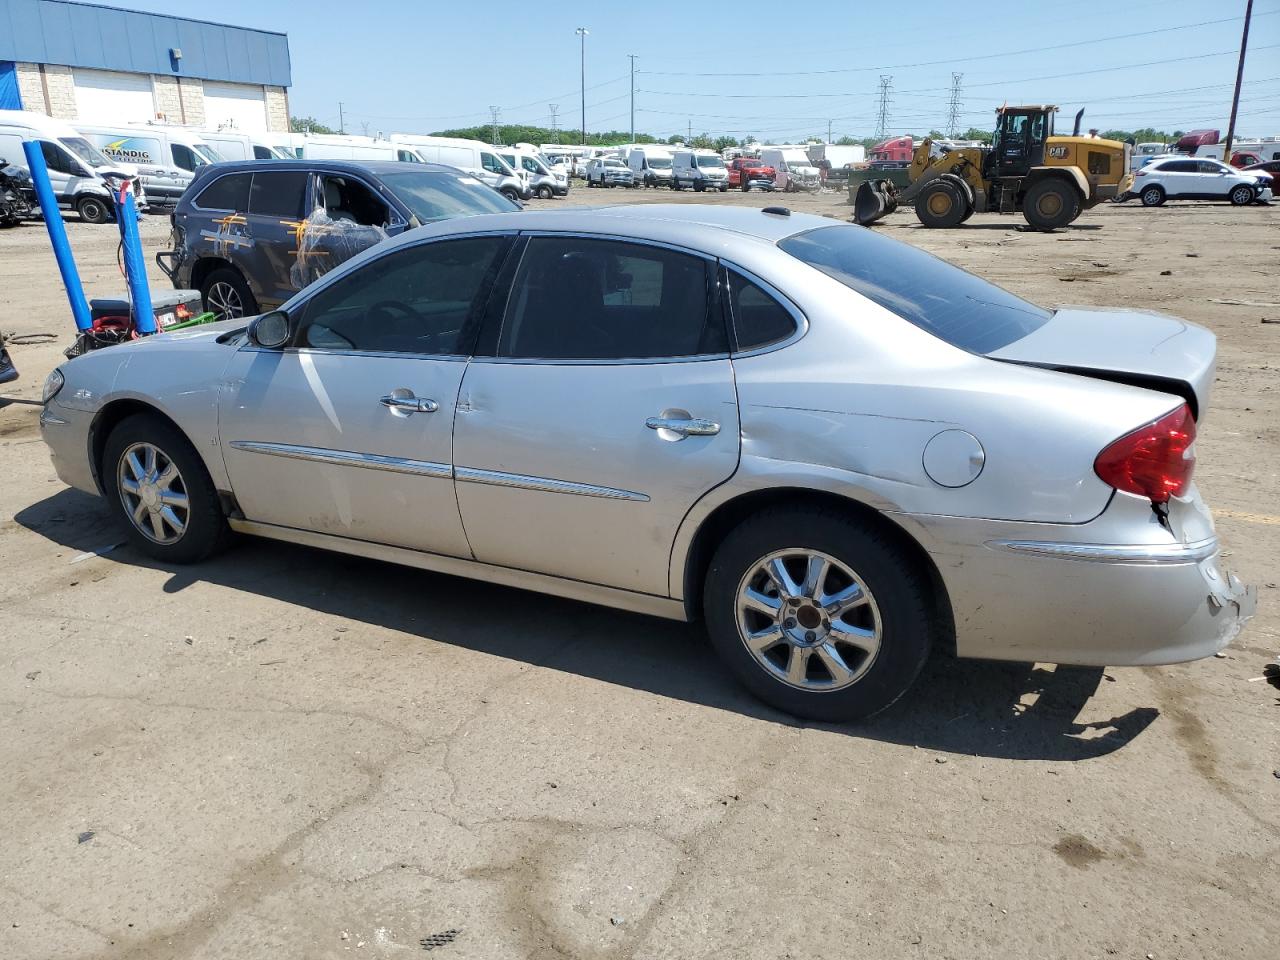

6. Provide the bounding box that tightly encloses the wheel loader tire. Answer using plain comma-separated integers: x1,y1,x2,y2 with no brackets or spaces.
915,181,966,228
1023,178,1080,231
960,199,975,223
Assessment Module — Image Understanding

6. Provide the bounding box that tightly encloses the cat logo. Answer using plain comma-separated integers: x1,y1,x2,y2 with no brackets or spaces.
1048,145,1070,159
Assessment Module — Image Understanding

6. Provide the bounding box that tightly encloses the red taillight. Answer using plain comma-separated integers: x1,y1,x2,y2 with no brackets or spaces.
1094,404,1196,504
1134,168,1147,177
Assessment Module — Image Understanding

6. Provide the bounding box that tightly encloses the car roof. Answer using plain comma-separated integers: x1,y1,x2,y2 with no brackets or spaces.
197,159,456,177
386,203,835,250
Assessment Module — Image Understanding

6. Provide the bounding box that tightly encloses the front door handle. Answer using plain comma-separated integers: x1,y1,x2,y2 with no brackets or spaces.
380,395,438,414
645,415,720,439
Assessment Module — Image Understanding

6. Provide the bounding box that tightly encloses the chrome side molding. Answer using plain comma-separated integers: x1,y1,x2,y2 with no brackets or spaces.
988,537,1219,564
228,441,452,480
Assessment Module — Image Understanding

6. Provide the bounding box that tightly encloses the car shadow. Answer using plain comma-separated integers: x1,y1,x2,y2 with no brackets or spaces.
15,488,1157,762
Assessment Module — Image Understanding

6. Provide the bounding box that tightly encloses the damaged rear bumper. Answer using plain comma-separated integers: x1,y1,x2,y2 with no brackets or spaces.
896,501,1256,667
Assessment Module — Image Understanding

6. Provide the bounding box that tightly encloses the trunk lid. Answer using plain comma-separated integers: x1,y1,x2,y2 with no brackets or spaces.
989,307,1215,419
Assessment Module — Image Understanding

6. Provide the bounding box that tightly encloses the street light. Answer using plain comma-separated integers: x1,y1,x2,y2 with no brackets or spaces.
576,27,589,146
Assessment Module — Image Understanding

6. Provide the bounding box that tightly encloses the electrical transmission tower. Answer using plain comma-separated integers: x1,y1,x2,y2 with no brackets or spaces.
489,106,500,146
947,73,963,137
549,104,560,144
874,76,892,140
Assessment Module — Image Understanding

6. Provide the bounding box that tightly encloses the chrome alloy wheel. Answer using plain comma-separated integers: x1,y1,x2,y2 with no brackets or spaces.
117,442,190,544
206,281,244,320
735,549,882,691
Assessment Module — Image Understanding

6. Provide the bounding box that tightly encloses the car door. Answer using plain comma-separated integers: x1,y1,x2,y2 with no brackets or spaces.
1162,160,1197,196
241,169,310,307
452,234,741,596
1197,160,1231,198
218,234,514,557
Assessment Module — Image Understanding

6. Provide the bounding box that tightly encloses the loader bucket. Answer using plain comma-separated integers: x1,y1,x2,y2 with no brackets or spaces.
853,179,899,226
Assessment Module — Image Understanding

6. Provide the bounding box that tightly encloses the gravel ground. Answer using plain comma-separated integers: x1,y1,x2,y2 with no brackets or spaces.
1,188,1277,960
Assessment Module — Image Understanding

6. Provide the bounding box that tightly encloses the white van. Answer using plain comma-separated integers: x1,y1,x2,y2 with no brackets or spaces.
760,146,821,192
76,122,223,208
0,110,143,223
200,129,294,162
627,146,674,188
391,135,531,201
671,149,729,192
497,146,568,199
299,133,426,164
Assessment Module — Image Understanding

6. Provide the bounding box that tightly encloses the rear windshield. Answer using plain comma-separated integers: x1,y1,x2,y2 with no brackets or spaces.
779,225,1051,353
378,170,519,221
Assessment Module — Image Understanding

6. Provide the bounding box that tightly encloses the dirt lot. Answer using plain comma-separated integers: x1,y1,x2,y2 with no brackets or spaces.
1,189,1277,960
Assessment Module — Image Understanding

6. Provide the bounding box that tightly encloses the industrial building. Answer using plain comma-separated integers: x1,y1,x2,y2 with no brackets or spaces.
0,0,291,133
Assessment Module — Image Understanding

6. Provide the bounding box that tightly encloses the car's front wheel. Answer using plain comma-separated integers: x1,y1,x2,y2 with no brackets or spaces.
1140,185,1166,207
76,195,112,224
703,507,936,722
1228,184,1254,206
102,413,232,563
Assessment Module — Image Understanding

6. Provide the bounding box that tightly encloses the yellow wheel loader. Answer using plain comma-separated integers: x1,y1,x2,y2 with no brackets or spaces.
853,106,1134,230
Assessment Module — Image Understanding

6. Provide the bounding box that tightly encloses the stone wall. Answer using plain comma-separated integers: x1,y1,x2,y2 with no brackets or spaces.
152,75,206,125
15,62,47,112
41,64,76,120
265,86,288,133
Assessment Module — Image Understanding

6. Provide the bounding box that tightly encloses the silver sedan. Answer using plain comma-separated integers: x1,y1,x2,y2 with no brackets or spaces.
38,205,1255,720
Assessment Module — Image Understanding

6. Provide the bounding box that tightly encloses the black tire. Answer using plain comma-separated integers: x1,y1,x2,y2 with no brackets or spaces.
1228,184,1254,206
959,199,976,222
536,184,553,200
703,506,937,722
500,187,520,202
694,181,706,192
742,180,751,192
200,267,258,321
1140,184,1166,207
1022,178,1081,230
719,185,728,192
670,178,681,191
102,413,232,564
76,195,112,224
914,180,967,228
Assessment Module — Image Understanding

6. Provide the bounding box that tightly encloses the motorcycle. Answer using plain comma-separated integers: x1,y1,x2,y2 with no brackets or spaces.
0,158,39,228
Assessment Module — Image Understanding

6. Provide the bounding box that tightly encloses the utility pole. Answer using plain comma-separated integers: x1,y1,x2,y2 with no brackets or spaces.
687,119,692,143
576,27,589,146
827,119,833,143
1222,0,1253,164
947,73,963,138
549,104,560,144
628,54,637,143
338,101,344,134
489,105,500,146
874,76,892,140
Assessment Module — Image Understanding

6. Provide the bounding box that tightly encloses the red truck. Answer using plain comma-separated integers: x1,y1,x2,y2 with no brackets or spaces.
727,156,777,191
869,135,914,163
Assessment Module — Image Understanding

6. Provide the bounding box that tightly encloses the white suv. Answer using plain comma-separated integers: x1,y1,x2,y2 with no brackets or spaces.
1131,156,1272,207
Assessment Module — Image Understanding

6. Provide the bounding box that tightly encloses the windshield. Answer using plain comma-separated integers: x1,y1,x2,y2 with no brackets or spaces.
521,156,550,175
379,170,519,221
781,150,809,165
780,225,1051,353
647,156,672,169
60,137,112,168
194,143,223,164
699,156,725,169
604,159,626,168
269,146,294,159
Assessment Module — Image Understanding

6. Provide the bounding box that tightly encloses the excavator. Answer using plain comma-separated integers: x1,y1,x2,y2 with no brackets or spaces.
853,105,1133,230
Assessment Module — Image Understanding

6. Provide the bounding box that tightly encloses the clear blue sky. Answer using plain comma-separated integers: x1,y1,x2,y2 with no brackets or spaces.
126,0,1280,140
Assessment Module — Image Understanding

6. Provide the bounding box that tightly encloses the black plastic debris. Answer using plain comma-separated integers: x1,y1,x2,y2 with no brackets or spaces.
420,929,460,952
77,831,94,844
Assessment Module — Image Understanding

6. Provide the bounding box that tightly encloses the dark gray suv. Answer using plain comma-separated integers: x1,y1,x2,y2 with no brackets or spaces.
157,159,520,319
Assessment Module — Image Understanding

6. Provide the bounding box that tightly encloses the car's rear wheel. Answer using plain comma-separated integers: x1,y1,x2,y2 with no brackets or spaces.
201,267,258,321
1140,185,1166,207
703,507,936,722
1228,184,1254,206
536,184,553,199
102,413,232,563
501,187,520,202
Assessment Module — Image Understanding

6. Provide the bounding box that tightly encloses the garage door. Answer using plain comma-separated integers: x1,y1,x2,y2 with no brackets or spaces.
203,82,268,133
74,69,156,123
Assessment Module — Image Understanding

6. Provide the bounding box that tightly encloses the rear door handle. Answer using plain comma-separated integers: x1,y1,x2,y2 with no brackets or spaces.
645,416,720,438
380,395,438,414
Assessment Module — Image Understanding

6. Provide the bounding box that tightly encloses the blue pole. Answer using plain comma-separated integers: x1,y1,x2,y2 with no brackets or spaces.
22,140,92,332
117,188,155,335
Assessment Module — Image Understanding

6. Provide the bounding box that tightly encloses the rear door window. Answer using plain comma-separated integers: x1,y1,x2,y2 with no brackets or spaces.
194,172,252,211
249,171,308,219
779,224,1050,353
498,237,726,360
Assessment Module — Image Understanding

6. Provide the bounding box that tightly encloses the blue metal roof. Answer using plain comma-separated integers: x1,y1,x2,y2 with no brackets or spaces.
0,1,291,87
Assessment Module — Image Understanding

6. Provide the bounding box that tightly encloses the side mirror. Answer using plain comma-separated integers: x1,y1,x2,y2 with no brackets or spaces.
248,310,291,349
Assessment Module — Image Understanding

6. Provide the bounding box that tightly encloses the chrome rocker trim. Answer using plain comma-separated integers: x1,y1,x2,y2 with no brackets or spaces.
988,537,1219,564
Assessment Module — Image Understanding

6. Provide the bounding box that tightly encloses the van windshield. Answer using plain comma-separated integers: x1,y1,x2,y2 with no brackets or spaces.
195,143,224,163
699,155,725,168
60,137,112,168
647,157,672,169
779,224,1051,353
379,170,520,221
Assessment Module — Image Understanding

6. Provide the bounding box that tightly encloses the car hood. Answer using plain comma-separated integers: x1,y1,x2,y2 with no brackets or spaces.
989,307,1215,418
